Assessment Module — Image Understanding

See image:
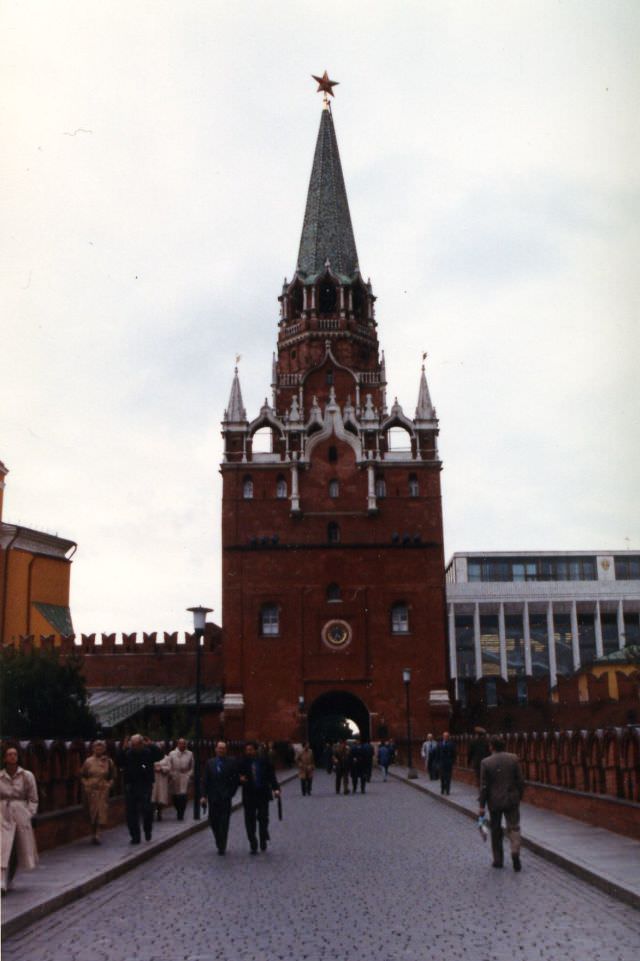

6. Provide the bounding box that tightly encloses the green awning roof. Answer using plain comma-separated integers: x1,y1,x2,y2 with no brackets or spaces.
34,602,74,635
88,687,222,728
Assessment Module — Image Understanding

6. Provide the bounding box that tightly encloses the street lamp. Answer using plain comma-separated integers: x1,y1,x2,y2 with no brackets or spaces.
403,667,418,779
187,605,212,820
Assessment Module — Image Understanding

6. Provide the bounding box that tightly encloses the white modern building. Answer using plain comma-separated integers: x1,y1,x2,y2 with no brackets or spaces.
445,551,640,702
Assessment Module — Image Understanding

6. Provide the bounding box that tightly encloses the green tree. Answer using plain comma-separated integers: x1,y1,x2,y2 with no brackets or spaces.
0,646,97,739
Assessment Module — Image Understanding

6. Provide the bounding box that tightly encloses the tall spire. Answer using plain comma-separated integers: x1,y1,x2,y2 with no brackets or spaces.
415,363,435,422
223,367,247,424
296,106,359,281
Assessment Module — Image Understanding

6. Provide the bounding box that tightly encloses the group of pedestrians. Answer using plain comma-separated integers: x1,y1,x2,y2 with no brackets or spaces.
420,731,457,794
329,737,375,795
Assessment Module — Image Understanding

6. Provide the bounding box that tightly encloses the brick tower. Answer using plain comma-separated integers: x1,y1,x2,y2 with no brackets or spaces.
220,88,450,747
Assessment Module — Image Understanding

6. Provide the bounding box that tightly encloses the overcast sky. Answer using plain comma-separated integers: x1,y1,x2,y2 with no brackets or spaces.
2,0,639,637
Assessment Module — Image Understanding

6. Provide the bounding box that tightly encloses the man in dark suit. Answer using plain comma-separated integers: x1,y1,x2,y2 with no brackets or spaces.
237,742,280,854
118,733,155,844
435,731,456,795
478,736,525,871
201,741,238,855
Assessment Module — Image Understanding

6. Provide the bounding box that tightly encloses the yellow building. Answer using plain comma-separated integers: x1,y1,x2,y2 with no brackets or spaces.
0,460,76,643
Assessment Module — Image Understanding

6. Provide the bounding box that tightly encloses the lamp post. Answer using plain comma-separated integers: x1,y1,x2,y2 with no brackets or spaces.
298,695,306,742
187,605,212,820
403,667,418,779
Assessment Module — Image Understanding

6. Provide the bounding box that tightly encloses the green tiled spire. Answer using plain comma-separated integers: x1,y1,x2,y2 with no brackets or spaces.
296,107,359,281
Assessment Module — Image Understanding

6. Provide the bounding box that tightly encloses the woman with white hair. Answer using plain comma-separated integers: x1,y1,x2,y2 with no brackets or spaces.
80,740,115,844
0,745,39,893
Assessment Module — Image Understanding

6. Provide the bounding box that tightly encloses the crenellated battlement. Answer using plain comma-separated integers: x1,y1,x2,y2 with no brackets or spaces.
7,624,222,655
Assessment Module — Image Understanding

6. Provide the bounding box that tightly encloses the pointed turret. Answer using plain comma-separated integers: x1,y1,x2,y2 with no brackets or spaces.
223,367,247,425
415,364,435,423
296,106,359,281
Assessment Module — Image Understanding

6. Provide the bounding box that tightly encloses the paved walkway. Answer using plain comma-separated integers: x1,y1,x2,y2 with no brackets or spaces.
1,768,639,943
2,770,639,961
394,769,640,910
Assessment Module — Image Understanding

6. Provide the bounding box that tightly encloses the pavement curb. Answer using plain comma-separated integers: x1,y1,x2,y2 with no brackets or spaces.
1,772,298,940
392,771,640,912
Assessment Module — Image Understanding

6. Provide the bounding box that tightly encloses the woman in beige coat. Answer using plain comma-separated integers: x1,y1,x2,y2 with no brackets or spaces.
168,738,193,821
297,743,315,796
151,750,171,821
80,740,115,844
1,746,39,893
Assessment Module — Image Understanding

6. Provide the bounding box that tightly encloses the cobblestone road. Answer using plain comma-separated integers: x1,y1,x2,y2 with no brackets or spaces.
4,772,640,961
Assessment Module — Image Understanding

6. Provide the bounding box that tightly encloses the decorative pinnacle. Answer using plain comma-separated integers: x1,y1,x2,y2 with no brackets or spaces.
312,70,339,108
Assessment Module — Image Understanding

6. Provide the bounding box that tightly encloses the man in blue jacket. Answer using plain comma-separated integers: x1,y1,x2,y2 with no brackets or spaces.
238,742,280,854
201,741,238,856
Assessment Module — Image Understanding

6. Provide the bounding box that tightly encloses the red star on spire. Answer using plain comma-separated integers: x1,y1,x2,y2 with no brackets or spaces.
312,71,339,98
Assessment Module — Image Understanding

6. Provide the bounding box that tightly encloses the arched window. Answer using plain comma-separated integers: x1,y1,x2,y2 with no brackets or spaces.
375,476,386,499
328,445,338,463
260,603,280,636
328,479,339,498
327,522,340,544
276,475,287,499
327,582,341,602
243,476,253,500
319,280,337,314
391,602,410,634
408,474,419,497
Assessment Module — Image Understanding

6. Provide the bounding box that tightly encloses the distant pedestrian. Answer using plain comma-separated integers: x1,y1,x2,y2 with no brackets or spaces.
478,736,525,871
361,739,374,782
349,737,367,794
297,743,315,796
377,741,391,781
151,749,171,821
201,741,238,856
467,727,490,786
118,733,155,844
238,742,280,854
435,732,456,796
0,746,38,894
332,740,350,795
168,737,193,821
80,740,115,844
420,734,438,780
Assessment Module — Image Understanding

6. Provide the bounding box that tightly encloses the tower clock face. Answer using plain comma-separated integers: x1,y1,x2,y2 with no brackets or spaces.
322,619,352,650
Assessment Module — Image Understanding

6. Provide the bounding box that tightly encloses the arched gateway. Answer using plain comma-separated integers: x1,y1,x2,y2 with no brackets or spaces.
307,691,370,755
219,85,450,746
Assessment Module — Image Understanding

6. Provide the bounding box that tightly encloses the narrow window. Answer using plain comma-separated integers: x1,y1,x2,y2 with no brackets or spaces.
329,479,339,498
375,476,386,499
328,522,340,544
327,583,341,602
260,604,279,636
243,476,253,500
408,474,419,497
276,475,287,499
326,368,334,386
328,446,338,463
391,602,409,634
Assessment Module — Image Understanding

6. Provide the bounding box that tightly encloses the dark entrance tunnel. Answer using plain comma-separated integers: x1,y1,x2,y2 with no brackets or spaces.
307,690,370,758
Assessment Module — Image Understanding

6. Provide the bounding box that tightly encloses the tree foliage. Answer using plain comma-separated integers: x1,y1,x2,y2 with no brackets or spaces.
0,646,98,739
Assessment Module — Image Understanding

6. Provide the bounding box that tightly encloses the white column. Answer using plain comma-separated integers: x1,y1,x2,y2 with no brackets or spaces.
290,462,300,512
448,604,457,678
473,603,482,680
617,599,625,650
571,600,580,669
310,286,316,312
498,603,507,681
546,601,557,688
594,600,604,658
367,463,376,511
523,601,532,676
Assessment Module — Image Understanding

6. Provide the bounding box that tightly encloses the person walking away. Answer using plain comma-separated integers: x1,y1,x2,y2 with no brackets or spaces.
168,737,193,821
478,736,525,871
238,742,280,854
118,733,155,844
80,740,115,844
0,746,38,894
332,740,350,795
377,741,391,781
467,727,490,786
361,738,374,782
349,738,367,794
435,732,456,796
297,742,315,796
201,741,238,855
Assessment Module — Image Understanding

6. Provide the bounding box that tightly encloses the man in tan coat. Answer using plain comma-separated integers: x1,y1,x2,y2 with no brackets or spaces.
478,736,525,871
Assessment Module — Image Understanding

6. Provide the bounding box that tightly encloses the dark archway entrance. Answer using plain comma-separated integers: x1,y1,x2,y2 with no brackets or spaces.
307,690,370,759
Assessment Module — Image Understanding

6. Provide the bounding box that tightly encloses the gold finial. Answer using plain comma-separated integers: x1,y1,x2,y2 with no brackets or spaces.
312,71,339,109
